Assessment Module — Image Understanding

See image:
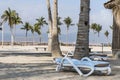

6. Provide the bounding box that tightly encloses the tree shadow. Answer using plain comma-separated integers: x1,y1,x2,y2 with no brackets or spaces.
0,51,52,57
0,63,56,79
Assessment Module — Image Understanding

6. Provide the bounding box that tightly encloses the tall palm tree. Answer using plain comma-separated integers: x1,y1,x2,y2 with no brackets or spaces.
74,0,90,59
13,13,23,43
91,23,97,33
29,24,41,45
33,23,41,44
52,0,62,57
104,30,109,38
1,8,17,46
35,17,47,43
46,0,53,52
104,30,109,41
29,25,35,44
104,0,120,57
91,23,98,42
95,24,102,37
21,22,31,45
34,24,41,37
63,17,74,45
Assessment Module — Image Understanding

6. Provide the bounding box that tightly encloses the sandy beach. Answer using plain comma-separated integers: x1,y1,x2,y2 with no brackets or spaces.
0,45,119,80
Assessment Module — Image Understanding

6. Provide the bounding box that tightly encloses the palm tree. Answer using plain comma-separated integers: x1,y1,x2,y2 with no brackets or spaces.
46,0,62,56
94,24,102,44
91,23,97,33
1,8,17,46
46,0,53,52
29,24,41,45
104,30,109,39
29,25,35,45
74,0,90,59
52,0,62,57
104,30,109,43
21,22,31,45
91,23,98,42
34,24,41,37
13,13,23,43
33,23,42,44
63,17,74,45
104,0,120,58
35,17,47,43
95,24,102,37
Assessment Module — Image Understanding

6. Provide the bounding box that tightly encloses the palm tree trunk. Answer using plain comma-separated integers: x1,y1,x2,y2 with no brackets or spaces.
74,0,90,59
10,27,14,46
112,16,120,57
14,25,16,44
93,31,96,43
46,0,53,52
39,35,42,43
32,33,34,45
40,30,42,43
104,0,120,58
52,0,62,57
1,23,4,47
66,28,68,46
25,31,27,45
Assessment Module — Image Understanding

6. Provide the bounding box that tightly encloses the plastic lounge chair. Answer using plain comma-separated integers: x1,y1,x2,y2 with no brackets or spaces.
89,52,108,61
81,57,111,75
54,53,111,76
54,57,94,76
64,51,108,61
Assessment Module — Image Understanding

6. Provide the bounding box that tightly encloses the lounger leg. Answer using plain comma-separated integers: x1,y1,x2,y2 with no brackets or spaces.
56,65,61,71
82,66,94,77
99,67,111,75
106,67,111,75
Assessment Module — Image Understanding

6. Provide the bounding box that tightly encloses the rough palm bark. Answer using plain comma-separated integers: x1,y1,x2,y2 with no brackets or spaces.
74,0,90,59
104,0,120,58
52,0,62,57
46,0,53,52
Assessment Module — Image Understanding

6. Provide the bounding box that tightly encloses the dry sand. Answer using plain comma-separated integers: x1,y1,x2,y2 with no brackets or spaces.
0,45,119,80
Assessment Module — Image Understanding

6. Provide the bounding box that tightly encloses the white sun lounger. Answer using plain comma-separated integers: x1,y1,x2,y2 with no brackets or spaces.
89,52,108,61
63,51,108,61
54,53,111,76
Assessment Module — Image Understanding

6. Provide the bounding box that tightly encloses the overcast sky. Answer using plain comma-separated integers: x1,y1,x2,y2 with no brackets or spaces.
0,0,113,43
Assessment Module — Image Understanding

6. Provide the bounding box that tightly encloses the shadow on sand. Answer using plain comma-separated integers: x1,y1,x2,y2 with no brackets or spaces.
0,51,52,57
0,63,56,79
